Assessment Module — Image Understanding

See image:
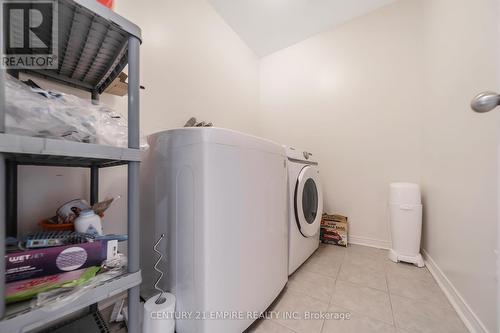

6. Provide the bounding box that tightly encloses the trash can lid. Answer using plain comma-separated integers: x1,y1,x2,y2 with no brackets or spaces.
389,182,421,204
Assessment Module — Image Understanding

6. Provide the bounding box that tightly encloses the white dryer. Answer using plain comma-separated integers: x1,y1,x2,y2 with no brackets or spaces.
141,128,288,333
286,146,323,275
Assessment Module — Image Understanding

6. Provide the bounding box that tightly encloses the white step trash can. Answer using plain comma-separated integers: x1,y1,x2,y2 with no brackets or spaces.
388,183,424,267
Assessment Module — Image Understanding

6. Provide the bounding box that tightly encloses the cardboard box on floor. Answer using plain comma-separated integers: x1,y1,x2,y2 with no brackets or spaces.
321,213,348,247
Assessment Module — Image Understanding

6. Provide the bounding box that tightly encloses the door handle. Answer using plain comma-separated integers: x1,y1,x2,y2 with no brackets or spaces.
471,91,500,113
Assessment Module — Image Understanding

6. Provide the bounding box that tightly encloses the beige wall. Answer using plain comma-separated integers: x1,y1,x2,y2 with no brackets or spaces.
259,0,423,246
113,0,260,135
17,0,260,236
259,0,498,331
421,0,499,331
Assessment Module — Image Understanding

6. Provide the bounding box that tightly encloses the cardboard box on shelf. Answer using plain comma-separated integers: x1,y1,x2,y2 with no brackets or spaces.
5,240,117,283
104,72,128,96
321,213,348,247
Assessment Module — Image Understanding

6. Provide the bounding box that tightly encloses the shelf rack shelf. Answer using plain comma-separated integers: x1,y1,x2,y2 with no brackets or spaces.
1,271,141,333
0,134,141,168
0,0,142,332
19,0,142,95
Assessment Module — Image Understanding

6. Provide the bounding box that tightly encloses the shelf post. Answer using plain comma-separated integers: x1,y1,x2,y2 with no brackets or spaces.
0,67,5,133
0,18,6,317
91,90,99,105
6,161,17,237
90,166,99,205
0,154,6,319
127,36,141,333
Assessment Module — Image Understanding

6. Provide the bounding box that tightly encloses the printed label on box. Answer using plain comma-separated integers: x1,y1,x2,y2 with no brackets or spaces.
321,214,348,247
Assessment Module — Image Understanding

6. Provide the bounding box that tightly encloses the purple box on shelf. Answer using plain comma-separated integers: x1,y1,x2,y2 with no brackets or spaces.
5,240,117,283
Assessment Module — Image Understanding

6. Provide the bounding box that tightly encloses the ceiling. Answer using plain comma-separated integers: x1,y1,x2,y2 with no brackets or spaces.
208,0,397,57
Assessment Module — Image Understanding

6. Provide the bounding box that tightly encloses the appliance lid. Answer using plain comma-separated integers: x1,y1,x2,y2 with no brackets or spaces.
149,127,285,156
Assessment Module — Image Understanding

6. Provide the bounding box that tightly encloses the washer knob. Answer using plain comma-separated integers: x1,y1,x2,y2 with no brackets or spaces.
303,151,311,160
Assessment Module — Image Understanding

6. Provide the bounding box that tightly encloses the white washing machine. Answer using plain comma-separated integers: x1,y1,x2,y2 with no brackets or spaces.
286,146,323,275
140,128,288,333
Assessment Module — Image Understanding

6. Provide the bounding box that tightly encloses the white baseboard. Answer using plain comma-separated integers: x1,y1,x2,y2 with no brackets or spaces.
422,249,490,333
348,235,390,249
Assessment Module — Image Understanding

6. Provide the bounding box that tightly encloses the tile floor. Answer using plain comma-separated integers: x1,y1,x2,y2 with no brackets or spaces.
247,244,468,333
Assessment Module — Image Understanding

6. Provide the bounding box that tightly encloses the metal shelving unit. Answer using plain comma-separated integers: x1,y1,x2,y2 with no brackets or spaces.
0,0,142,332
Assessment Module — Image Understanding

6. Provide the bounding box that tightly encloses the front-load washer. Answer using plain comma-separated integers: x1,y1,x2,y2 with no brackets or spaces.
140,128,288,333
286,146,323,275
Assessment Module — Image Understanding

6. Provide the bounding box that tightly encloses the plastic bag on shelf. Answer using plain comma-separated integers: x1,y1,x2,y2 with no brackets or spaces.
5,76,97,143
7,267,100,304
5,75,148,149
94,104,130,148
32,255,128,309
102,253,128,270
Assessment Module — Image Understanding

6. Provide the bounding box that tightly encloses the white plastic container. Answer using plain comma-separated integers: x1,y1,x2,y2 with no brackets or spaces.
388,183,424,267
74,209,103,236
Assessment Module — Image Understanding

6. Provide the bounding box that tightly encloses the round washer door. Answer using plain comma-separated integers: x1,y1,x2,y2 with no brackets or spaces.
294,165,323,237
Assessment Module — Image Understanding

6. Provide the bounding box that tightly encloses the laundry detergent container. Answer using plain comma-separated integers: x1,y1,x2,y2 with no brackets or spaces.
388,183,424,267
